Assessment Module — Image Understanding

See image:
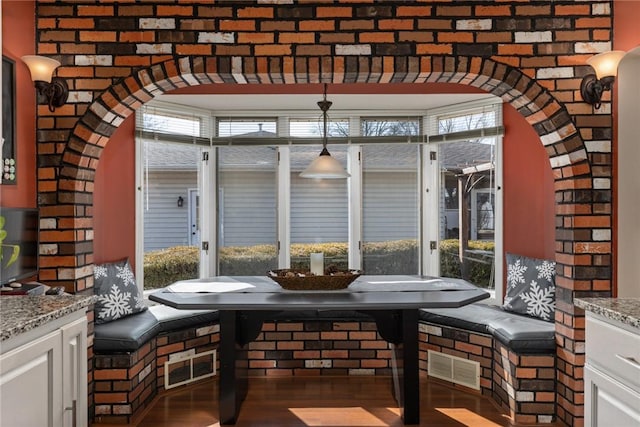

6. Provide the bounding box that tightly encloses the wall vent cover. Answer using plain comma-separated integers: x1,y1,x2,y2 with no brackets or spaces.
427,349,480,390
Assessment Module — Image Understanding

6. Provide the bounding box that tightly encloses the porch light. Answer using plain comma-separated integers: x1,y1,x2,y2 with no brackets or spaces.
580,50,626,109
299,84,350,179
21,55,69,112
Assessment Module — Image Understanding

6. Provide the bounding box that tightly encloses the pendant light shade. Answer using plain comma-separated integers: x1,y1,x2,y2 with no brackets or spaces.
300,147,350,178
300,84,350,179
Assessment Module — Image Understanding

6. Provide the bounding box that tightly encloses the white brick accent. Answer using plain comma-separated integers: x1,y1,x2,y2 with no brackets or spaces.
68,91,93,104
536,67,574,79
75,55,112,66
232,56,247,84
575,41,612,54
40,218,57,229
514,31,552,43
516,391,534,402
196,324,219,336
39,244,58,255
335,44,372,56
456,19,492,30
305,359,332,368
592,3,611,15
549,153,571,169
569,149,587,163
592,229,611,241
593,178,610,189
585,140,611,153
540,130,562,147
136,43,173,54
420,323,443,336
198,32,235,44
139,18,176,29
138,363,152,382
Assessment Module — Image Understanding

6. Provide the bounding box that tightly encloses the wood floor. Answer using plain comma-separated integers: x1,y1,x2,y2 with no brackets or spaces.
114,376,559,427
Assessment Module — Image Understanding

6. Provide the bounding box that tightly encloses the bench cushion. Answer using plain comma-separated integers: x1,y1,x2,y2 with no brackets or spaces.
94,310,160,352
420,304,555,353
149,305,219,333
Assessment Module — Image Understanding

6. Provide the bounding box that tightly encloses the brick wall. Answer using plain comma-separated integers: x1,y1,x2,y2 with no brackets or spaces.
33,2,616,425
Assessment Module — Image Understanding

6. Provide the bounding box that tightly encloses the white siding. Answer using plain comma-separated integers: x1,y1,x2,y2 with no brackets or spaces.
219,170,277,247
362,171,418,241
143,171,197,251
290,175,348,243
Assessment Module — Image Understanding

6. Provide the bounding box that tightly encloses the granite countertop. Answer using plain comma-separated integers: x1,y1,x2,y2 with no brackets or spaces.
0,295,96,342
575,297,640,331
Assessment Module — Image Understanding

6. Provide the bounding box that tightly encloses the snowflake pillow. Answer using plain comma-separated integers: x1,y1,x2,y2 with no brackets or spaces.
504,253,556,322
94,258,147,324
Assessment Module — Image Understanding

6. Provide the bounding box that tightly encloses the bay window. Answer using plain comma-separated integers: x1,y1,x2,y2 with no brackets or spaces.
136,97,503,302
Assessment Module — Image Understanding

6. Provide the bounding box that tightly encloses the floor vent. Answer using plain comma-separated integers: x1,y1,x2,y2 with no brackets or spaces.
427,350,480,390
164,349,216,390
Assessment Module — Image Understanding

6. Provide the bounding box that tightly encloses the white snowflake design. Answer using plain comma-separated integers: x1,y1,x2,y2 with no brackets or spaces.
535,261,556,282
519,281,555,321
97,284,133,320
507,259,527,289
94,265,108,279
116,265,136,287
133,294,146,311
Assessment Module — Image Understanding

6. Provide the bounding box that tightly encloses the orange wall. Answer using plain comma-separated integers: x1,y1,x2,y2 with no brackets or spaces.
93,116,136,266
503,104,555,259
1,1,36,208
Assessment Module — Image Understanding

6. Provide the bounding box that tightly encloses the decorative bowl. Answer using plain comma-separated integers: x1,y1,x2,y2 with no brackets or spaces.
267,269,361,291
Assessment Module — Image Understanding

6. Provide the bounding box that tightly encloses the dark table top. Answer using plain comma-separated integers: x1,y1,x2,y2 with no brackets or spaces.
149,275,490,311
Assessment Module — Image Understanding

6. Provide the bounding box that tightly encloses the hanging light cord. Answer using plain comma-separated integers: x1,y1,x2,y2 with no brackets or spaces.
318,83,332,155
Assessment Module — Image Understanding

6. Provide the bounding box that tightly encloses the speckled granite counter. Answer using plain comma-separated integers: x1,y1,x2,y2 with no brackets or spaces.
0,295,96,342
575,297,640,331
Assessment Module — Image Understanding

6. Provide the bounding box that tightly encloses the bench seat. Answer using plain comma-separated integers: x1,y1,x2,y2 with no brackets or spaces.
420,303,555,353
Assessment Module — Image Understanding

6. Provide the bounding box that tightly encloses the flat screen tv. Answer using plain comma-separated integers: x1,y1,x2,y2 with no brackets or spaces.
0,207,39,285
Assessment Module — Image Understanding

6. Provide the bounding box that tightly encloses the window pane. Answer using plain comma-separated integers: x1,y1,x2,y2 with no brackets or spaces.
361,118,420,136
290,145,349,271
362,144,419,274
290,119,349,137
143,112,202,136
141,140,201,289
437,110,496,134
218,146,278,275
438,139,496,289
217,118,277,137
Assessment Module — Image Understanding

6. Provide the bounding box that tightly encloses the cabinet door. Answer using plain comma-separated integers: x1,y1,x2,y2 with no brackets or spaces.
61,317,88,427
585,365,640,427
0,329,63,427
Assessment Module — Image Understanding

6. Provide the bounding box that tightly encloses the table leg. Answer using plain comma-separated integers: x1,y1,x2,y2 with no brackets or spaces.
219,310,246,425
400,309,419,424
366,309,420,425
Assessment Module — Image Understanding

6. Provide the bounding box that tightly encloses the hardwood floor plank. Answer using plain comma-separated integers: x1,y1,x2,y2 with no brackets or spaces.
120,376,557,427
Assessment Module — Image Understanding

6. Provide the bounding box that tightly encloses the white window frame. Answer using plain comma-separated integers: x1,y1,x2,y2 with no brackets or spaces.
135,99,503,300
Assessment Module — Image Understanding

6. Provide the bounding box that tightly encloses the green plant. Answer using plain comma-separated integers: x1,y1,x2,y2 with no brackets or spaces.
0,216,20,269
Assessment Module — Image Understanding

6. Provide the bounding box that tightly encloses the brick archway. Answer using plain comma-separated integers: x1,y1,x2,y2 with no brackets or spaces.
53,55,591,425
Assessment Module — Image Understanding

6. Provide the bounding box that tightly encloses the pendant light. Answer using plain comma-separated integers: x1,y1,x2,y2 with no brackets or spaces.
299,84,350,179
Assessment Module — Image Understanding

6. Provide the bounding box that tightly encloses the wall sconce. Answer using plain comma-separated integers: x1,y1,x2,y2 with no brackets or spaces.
580,50,626,109
21,55,69,112
177,196,184,208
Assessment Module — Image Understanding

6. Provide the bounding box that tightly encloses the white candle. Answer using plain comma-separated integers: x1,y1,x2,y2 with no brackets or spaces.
310,252,324,276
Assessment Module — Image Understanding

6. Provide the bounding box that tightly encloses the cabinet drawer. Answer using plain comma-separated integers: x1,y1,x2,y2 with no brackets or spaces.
586,315,640,392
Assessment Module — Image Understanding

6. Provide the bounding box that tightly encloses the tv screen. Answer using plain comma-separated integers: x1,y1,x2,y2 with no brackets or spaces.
0,207,39,285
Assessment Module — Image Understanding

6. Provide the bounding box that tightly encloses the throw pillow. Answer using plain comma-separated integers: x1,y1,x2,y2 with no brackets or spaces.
94,258,147,324
504,253,556,322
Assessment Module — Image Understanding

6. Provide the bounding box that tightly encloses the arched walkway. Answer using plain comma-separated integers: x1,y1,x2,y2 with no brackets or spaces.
47,54,594,425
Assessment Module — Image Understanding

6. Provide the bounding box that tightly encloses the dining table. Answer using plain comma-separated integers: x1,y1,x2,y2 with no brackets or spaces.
149,275,490,425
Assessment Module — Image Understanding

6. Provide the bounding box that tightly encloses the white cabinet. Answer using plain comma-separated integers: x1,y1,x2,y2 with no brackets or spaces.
0,311,88,427
584,313,640,427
